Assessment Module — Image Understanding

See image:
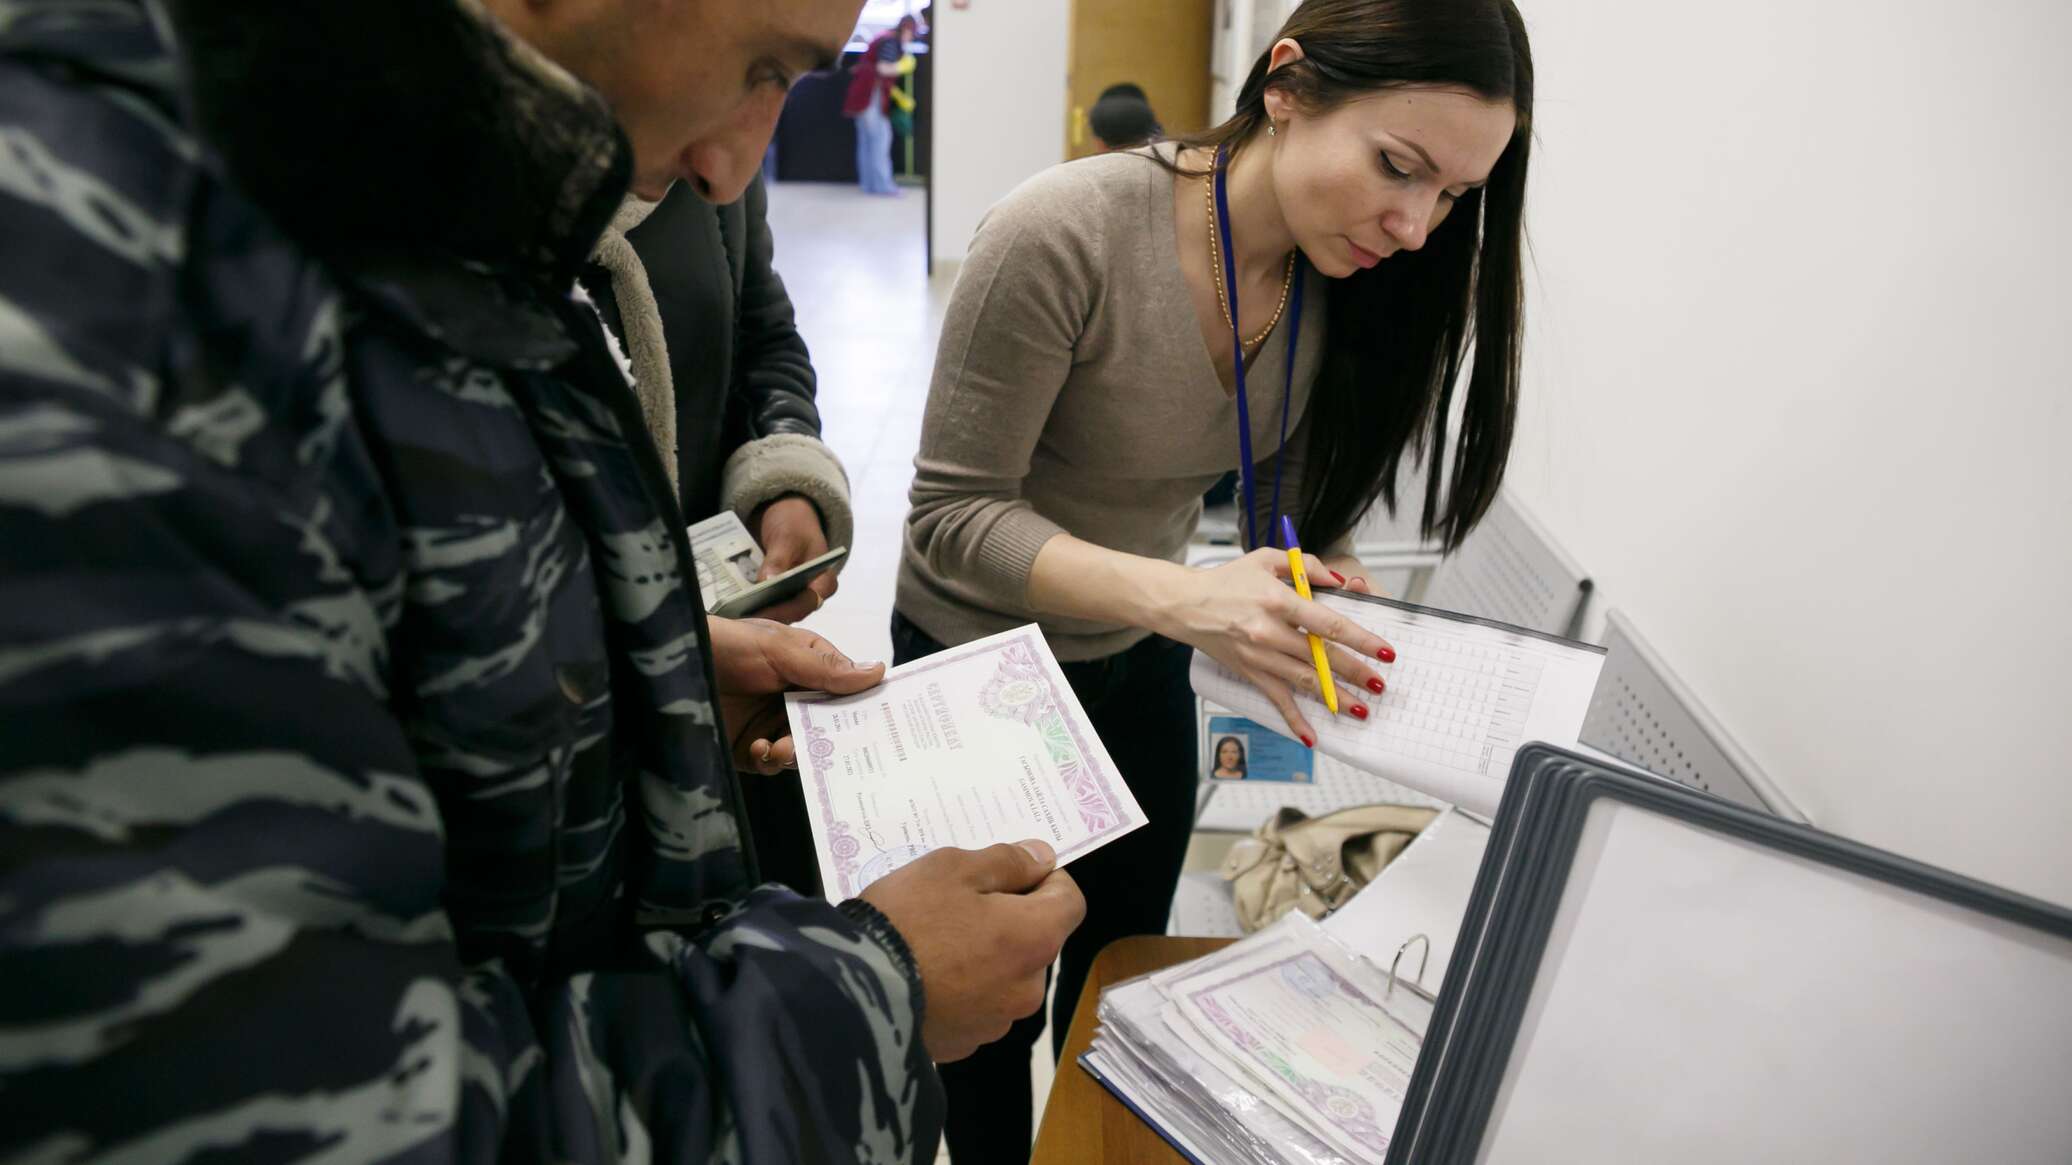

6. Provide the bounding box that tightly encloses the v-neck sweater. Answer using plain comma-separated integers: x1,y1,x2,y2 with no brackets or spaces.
897,144,1331,661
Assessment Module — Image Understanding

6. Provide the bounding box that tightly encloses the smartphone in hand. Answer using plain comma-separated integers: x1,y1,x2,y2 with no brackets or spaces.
711,547,848,619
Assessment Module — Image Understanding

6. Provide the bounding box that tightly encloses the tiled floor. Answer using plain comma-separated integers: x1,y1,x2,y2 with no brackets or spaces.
762,181,1052,1161
765,180,942,672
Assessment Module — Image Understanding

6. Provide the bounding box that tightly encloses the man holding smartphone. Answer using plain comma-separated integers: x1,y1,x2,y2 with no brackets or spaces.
585,171,854,890
586,174,849,627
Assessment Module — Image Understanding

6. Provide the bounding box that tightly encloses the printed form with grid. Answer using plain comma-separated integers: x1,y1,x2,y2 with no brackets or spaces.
1189,590,1608,817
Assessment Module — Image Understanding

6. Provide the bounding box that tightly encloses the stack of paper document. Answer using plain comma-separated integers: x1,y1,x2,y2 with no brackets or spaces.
1089,811,1491,1164
1085,913,1431,1165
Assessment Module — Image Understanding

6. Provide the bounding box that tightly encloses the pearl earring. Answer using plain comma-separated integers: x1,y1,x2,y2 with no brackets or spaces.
1268,122,1278,137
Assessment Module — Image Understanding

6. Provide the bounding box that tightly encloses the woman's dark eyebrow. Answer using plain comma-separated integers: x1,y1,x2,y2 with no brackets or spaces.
1395,134,1489,187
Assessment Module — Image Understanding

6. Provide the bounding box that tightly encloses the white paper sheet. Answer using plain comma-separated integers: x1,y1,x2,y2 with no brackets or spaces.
1321,808,1490,999
1474,799,2072,1164
1168,870,1246,938
786,624,1145,899
1191,593,1605,815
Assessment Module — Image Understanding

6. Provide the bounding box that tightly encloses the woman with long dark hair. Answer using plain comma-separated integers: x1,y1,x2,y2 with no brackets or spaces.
895,0,1533,1153
1211,735,1249,780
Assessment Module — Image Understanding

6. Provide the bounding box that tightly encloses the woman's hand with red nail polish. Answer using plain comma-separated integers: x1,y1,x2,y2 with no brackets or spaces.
1147,548,1393,749
1320,555,1376,596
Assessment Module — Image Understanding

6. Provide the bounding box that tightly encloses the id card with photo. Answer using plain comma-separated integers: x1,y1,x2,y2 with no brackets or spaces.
1202,712,1315,784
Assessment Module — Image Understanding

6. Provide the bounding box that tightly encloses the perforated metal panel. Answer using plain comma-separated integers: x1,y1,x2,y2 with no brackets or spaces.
1420,496,1592,637
1579,610,1808,822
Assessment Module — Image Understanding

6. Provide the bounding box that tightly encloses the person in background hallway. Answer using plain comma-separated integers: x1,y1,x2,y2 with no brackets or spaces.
1090,81,1163,151
584,173,851,891
843,15,917,195
896,0,1535,1157
0,0,1085,1161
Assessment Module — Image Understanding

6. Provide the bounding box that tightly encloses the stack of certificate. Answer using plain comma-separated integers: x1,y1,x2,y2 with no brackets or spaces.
1083,912,1431,1165
1084,809,1491,1165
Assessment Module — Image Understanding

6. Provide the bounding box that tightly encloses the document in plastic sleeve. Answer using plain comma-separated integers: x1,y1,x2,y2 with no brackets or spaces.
787,624,1145,899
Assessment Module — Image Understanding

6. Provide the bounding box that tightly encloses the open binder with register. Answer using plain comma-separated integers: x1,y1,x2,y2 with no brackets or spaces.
1090,746,2072,1163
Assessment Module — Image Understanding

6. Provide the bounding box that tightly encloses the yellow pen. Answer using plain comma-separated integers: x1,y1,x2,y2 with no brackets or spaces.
1278,516,1338,716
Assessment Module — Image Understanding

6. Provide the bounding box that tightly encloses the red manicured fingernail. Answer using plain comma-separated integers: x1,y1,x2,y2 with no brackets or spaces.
1350,703,1369,720
1329,570,1346,584
1300,733,1315,749
1377,646,1396,663
1366,677,1385,694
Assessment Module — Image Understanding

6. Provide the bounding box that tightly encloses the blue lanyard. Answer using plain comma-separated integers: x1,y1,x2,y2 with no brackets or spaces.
1213,144,1307,552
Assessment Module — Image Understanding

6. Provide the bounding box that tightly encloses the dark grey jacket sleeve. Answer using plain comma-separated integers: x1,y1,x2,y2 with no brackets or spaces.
716,178,854,551
731,176,821,439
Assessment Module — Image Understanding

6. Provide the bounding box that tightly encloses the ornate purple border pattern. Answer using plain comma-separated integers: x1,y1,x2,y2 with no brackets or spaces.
976,638,1123,837
793,630,1136,897
1187,952,1395,1154
797,720,863,892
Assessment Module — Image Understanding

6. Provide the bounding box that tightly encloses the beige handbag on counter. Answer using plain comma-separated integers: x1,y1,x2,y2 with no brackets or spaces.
1220,803,1441,932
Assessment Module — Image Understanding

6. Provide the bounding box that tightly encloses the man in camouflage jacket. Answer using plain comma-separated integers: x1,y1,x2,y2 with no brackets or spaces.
0,1,1080,1161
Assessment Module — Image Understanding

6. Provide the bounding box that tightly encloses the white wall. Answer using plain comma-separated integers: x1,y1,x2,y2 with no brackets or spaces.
1210,0,1302,124
929,0,1069,264
1507,0,2072,903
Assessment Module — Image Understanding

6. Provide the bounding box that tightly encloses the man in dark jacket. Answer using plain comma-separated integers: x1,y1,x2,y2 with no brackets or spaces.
584,175,850,893
587,176,847,627
0,1,1082,1161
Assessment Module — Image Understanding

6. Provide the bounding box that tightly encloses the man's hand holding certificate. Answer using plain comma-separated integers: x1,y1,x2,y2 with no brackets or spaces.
714,617,1086,1063
858,840,1084,1062
785,625,1147,899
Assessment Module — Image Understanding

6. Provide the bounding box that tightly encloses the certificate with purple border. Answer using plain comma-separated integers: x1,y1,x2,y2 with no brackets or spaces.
1167,942,1421,1165
785,624,1146,900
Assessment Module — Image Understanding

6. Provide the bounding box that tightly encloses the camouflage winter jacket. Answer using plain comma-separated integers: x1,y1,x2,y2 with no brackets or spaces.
0,2,941,1161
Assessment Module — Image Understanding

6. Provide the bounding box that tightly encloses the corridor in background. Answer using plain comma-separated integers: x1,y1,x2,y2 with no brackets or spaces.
767,3,932,195
766,181,938,670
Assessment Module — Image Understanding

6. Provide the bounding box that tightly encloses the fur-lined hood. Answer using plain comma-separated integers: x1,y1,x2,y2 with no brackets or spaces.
149,0,630,290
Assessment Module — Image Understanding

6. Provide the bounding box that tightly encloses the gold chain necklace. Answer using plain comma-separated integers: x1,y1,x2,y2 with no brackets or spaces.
1205,174,1295,351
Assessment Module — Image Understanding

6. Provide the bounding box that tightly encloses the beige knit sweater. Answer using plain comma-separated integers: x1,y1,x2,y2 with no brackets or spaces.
897,146,1330,662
